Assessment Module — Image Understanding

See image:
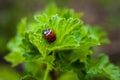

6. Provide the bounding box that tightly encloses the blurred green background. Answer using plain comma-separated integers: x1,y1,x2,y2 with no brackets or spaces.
0,0,120,79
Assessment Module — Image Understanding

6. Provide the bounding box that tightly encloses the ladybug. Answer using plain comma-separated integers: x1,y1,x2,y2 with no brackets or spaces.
44,29,56,43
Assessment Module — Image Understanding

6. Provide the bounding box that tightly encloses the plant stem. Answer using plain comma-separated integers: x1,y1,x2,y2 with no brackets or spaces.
43,64,49,80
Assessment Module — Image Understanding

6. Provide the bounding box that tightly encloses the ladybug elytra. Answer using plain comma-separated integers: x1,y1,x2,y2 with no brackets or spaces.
44,29,56,43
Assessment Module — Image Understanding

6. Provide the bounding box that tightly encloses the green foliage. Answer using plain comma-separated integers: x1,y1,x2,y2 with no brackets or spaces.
5,4,120,80
0,65,19,80
87,54,120,80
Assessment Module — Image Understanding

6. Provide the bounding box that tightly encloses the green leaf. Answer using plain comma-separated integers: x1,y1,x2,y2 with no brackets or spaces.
44,3,83,19
28,14,83,56
5,18,27,66
87,54,120,80
5,51,25,67
17,18,27,36
0,66,19,80
58,71,79,80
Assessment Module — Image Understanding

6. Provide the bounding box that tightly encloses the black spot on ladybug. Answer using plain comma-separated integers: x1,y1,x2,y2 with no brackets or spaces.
44,29,56,43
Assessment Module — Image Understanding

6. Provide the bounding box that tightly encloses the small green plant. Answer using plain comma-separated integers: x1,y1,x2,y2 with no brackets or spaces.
5,4,120,80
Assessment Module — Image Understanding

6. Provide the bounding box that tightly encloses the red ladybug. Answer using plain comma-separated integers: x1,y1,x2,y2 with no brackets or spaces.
44,29,56,43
